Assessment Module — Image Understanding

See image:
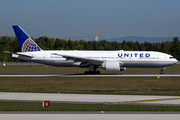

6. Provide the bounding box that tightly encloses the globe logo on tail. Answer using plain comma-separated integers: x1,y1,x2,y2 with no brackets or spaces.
22,38,42,52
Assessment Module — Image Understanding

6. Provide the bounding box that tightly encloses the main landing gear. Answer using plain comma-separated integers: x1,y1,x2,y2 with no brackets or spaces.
160,67,166,74
84,70,100,74
84,65,100,74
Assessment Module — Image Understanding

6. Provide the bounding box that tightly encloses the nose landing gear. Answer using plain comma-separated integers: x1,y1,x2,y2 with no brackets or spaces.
160,67,166,74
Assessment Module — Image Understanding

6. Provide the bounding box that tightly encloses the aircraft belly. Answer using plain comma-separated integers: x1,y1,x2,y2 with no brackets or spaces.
122,61,175,68
32,60,76,67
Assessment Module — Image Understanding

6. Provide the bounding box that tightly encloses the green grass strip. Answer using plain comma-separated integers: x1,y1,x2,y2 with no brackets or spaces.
0,101,180,111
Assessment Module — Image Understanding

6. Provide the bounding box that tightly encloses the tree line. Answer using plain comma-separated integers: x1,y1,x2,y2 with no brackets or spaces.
0,36,180,62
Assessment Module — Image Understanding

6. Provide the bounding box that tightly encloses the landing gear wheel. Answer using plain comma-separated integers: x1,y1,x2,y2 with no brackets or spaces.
96,70,100,74
160,67,166,74
84,71,88,74
89,70,93,74
92,70,96,74
84,70,101,74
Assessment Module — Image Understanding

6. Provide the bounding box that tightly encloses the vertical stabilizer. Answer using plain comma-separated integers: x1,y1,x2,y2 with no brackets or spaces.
12,25,42,52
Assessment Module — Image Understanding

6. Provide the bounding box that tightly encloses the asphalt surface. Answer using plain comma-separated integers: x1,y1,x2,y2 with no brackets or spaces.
1,112,180,120
1,111,180,114
1,92,180,106
0,74,180,77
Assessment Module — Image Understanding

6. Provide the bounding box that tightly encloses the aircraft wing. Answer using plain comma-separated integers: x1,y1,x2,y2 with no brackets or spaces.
52,53,104,65
4,51,34,58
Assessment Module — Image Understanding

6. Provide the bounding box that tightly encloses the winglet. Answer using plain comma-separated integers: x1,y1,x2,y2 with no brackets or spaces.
12,25,42,52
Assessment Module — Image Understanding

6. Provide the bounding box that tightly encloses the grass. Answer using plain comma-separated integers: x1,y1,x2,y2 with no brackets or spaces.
1,101,180,111
0,77,180,95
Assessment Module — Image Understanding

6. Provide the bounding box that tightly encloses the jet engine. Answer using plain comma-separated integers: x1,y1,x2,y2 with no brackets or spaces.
101,61,118,72
101,61,126,72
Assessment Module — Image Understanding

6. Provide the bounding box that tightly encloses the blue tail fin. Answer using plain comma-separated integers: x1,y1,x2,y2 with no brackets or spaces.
12,25,42,52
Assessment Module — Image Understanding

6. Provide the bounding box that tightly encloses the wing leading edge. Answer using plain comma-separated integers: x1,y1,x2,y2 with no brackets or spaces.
52,53,104,65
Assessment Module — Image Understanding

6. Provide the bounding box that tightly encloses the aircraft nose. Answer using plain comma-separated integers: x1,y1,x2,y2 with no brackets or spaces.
175,58,178,62
170,58,178,66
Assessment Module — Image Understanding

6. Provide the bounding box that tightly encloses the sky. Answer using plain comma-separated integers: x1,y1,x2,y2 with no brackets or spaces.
0,0,180,40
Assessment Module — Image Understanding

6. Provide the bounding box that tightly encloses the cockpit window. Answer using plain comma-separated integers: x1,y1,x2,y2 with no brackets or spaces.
169,57,175,59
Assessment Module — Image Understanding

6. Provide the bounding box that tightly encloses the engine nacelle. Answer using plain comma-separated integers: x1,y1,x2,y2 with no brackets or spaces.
102,61,120,72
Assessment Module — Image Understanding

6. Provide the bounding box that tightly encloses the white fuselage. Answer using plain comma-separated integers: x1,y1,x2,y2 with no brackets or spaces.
13,50,178,68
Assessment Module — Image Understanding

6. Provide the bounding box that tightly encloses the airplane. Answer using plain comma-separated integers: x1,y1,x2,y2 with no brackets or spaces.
5,25,178,74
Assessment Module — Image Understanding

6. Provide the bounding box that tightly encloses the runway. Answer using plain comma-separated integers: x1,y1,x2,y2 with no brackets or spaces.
1,74,180,77
1,92,180,106
1,112,180,120
1,111,180,114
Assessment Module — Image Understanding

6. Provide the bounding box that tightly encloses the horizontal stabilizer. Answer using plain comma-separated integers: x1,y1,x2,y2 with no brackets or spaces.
4,51,34,58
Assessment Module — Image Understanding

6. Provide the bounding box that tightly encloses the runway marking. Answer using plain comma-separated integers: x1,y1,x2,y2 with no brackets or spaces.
106,98,180,105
